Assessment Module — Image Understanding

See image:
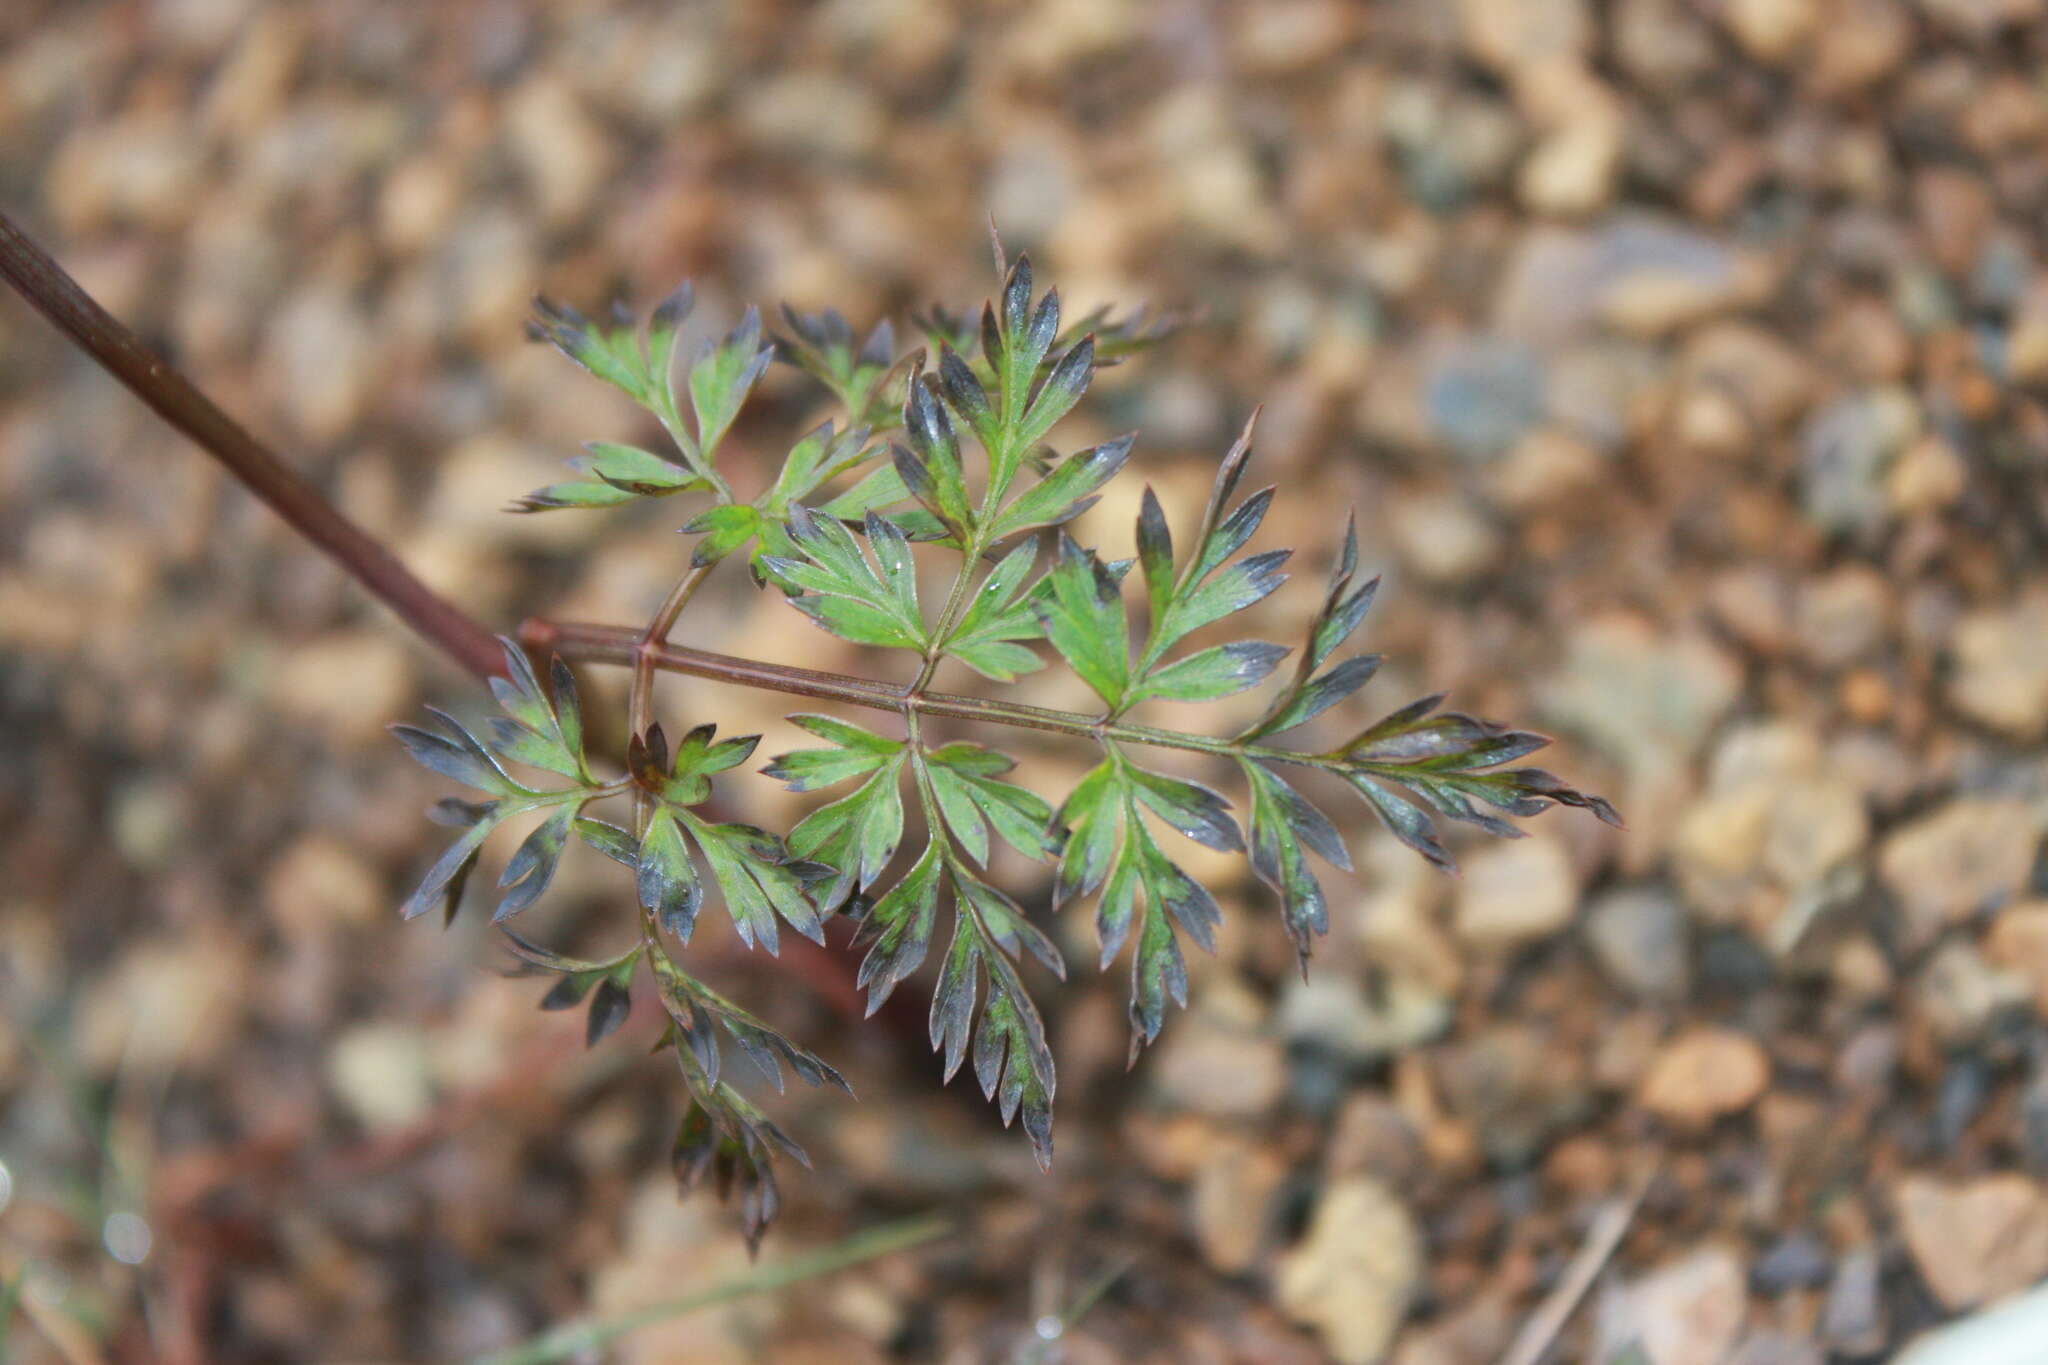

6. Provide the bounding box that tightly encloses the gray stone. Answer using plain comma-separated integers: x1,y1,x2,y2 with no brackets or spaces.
1799,388,1921,540
1584,886,1692,1000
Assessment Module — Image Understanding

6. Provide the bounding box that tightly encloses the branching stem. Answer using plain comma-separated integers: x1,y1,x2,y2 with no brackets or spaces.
524,617,1354,776
628,561,716,833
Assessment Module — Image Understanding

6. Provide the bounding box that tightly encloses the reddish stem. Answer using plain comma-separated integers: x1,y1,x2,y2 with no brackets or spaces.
0,208,504,680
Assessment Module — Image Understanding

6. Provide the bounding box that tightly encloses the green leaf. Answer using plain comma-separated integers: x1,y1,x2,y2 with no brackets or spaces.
766,421,882,510
1342,770,1454,873
681,503,761,567
646,280,694,384
392,716,517,796
783,759,907,912
1013,335,1094,452
852,840,943,1012
928,916,982,1081
1242,760,1344,964
495,801,581,921
763,738,899,793
1050,761,1121,907
400,811,497,921
510,441,707,513
689,816,827,954
631,722,760,808
1135,486,1175,625
484,640,589,782
768,715,908,911
685,306,773,459
777,306,901,427
988,433,1133,540
897,377,974,539
1047,757,1222,1051
1129,640,1289,705
529,296,654,403
651,949,851,1095
970,943,1056,1168
923,743,1060,863
638,806,704,941
1034,534,1129,707
508,477,641,512
1253,653,1383,737
1126,764,1242,852
817,462,913,521
586,977,633,1046
586,441,701,495
944,540,1048,681
575,817,639,866
766,505,927,651
1153,548,1291,654
937,345,999,452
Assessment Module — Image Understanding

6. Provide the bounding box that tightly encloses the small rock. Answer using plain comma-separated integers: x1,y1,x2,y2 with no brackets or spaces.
1490,428,1604,510
1673,768,1869,934
1915,941,2031,1044
1678,322,1816,432
1887,435,1969,515
1753,1230,1833,1294
1275,1178,1423,1365
1948,592,2048,740
376,153,461,255
1278,971,1454,1063
1984,902,2048,1019
1389,488,1502,585
1614,0,1718,88
1896,1174,2048,1311
1707,566,1798,654
1152,1014,1288,1118
1388,1293,1514,1365
1809,0,1912,94
1539,615,1743,780
1595,1245,1748,1365
1423,336,1548,461
1821,1248,1886,1354
1797,566,1892,670
1455,835,1580,949
1454,0,1590,73
1638,1027,1771,1127
1834,1023,1901,1097
2020,1062,2048,1174
1725,1331,1824,1365
1326,1096,1426,1185
1584,885,1693,1000
48,109,207,231
1722,0,1818,62
1595,236,1751,339
263,835,383,935
261,280,378,445
1879,798,2042,951
1520,105,1624,219
431,204,541,346
1191,1138,1286,1274
504,74,614,230
2007,283,2048,384
271,631,415,744
1438,1025,1591,1166
1914,165,1994,277
1800,388,1922,540
328,1022,434,1133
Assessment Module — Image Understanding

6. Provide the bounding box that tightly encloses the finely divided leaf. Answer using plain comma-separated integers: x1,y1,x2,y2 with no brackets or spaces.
1034,534,1130,708
988,433,1133,540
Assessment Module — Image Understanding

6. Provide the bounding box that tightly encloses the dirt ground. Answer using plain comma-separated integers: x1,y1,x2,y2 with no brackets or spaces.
5,2,2048,1362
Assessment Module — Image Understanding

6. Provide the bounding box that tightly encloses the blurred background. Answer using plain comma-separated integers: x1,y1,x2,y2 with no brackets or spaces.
5,1,2048,1361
